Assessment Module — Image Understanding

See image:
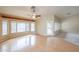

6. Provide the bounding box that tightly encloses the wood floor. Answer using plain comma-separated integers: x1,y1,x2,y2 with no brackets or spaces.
0,34,79,52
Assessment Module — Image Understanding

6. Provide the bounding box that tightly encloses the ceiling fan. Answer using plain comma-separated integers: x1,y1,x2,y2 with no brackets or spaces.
31,6,41,19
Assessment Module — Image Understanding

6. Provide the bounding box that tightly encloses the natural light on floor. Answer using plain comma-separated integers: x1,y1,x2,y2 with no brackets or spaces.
1,35,36,52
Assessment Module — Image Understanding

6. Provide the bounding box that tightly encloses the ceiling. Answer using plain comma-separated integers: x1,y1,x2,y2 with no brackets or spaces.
0,6,79,19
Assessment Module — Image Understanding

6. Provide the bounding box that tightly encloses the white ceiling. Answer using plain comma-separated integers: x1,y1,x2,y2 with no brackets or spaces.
0,6,79,19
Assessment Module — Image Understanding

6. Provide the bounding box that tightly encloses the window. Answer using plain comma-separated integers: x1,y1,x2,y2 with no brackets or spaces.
54,23,60,31
31,22,35,32
17,22,26,32
26,22,30,31
2,19,8,35
11,21,17,33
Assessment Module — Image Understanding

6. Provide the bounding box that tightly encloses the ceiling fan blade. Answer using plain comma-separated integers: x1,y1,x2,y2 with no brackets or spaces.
36,15,41,18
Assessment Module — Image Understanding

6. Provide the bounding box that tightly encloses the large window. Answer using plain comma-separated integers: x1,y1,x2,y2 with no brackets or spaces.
26,22,30,31
2,19,8,35
11,21,17,33
2,18,36,36
17,22,26,32
31,22,35,32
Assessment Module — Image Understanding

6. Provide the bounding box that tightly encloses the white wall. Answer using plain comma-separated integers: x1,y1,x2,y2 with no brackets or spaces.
36,16,54,36
62,15,79,34
62,15,79,46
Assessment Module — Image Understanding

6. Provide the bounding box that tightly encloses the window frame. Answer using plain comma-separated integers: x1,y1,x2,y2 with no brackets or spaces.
2,18,8,35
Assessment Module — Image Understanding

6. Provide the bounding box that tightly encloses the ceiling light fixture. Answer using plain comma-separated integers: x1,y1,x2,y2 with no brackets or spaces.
31,6,41,19
31,6,36,19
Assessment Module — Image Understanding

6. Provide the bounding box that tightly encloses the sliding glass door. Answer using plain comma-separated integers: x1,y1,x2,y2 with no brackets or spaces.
46,20,54,36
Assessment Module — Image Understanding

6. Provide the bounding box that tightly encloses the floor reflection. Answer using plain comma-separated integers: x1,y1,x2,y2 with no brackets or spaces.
0,35,36,52
0,35,79,52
